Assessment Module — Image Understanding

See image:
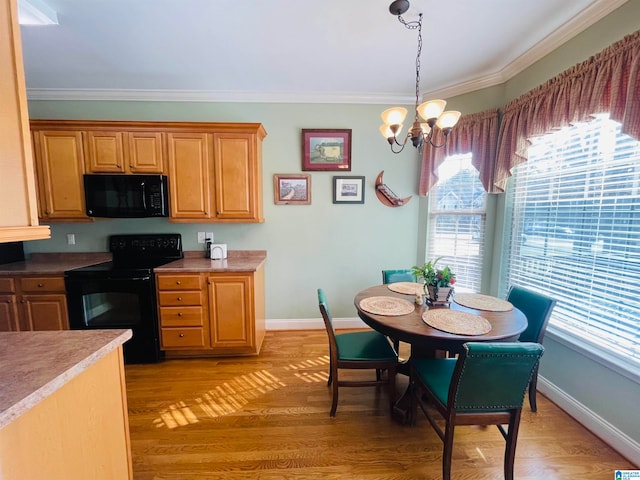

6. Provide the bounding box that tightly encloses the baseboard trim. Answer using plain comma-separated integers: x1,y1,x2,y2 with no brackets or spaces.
538,376,640,467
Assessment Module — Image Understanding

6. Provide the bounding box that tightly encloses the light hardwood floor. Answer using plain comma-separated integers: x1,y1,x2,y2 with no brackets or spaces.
125,330,635,479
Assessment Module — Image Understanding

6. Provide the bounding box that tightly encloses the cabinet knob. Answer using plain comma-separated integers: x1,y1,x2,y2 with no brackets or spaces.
177,297,182,301
130,164,134,169
179,333,185,338
178,312,183,317
176,281,181,285
38,283,44,287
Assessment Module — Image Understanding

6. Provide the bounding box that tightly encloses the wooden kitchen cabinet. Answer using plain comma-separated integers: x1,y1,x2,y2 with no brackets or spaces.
157,274,208,349
0,275,69,331
84,130,164,173
166,133,213,220
0,0,50,242
29,120,266,223
31,130,90,221
213,132,263,221
155,262,265,357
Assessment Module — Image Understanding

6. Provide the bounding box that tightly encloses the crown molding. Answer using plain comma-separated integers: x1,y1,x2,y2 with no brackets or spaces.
26,0,627,105
26,88,415,105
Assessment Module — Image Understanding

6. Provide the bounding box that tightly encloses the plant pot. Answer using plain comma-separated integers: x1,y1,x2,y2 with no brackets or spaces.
425,285,454,306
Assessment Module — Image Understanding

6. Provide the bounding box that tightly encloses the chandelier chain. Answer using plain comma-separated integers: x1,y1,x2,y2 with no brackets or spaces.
398,14,423,125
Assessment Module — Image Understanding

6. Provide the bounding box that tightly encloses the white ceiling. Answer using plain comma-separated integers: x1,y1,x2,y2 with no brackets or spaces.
19,0,627,104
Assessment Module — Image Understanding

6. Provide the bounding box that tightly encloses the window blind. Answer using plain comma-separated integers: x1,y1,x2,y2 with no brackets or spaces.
502,115,640,365
427,154,486,293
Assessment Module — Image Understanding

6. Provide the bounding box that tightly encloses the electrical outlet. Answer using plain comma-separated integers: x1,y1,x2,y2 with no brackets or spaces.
67,234,76,245
205,232,214,243
197,232,206,244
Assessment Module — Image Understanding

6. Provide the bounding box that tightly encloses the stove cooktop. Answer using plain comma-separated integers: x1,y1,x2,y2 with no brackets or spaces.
64,233,183,278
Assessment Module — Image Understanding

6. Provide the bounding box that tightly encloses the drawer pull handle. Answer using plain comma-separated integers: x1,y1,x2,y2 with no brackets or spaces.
177,297,182,301
178,312,183,317
38,283,44,287
179,333,185,338
176,281,181,285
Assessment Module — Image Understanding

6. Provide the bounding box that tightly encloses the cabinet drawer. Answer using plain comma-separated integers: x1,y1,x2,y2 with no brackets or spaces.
0,278,16,293
159,306,203,327
20,277,65,293
161,327,206,348
157,275,201,291
158,291,203,306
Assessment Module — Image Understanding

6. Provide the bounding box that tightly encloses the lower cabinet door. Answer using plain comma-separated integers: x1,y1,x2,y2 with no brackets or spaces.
207,275,253,350
21,294,69,330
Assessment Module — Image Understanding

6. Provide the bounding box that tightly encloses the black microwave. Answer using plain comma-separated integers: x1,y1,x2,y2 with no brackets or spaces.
84,174,170,218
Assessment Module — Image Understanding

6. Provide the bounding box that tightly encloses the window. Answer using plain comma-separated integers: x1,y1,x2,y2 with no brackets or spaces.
427,154,487,292
502,115,640,370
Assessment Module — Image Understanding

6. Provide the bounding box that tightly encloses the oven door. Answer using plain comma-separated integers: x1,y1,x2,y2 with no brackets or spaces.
65,274,163,363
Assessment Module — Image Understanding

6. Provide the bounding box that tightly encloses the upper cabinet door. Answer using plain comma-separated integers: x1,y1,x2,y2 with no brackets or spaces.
166,133,213,220
32,131,89,221
212,133,263,222
84,131,126,173
126,132,164,173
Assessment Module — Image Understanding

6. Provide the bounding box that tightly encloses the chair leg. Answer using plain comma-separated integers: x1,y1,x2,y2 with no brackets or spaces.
329,367,339,417
442,421,455,480
528,365,539,412
504,411,521,480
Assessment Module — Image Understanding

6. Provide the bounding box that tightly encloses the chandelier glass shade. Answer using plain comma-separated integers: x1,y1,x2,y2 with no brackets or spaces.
380,1,461,153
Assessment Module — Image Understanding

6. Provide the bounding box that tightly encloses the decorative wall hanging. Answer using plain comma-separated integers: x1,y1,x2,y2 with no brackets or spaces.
375,171,412,207
273,174,311,205
301,129,352,171
333,176,365,204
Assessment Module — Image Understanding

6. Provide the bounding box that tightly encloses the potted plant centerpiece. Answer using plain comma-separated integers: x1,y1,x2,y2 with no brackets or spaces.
412,257,456,306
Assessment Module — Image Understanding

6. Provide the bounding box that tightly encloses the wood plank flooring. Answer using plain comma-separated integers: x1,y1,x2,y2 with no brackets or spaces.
125,330,635,479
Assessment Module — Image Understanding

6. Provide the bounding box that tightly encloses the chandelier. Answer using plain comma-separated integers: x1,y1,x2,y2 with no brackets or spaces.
380,0,461,154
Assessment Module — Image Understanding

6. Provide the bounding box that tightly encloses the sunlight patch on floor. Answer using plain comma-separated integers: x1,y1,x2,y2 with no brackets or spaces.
152,369,286,429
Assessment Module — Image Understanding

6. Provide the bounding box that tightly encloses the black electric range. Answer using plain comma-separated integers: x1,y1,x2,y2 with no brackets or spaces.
64,233,183,363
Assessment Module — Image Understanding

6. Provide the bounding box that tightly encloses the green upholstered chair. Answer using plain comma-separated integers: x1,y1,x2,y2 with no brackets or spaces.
381,269,416,284
317,288,398,417
381,269,416,352
410,342,544,480
507,286,557,412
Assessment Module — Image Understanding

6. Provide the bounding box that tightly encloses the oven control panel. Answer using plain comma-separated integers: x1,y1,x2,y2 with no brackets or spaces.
109,234,182,257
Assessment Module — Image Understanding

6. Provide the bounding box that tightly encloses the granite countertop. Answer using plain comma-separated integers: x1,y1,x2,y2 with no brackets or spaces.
0,329,132,429
0,253,111,276
155,250,267,273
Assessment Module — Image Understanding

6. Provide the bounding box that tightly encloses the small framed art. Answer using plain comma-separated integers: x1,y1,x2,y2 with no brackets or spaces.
301,129,352,171
273,174,311,205
333,176,365,204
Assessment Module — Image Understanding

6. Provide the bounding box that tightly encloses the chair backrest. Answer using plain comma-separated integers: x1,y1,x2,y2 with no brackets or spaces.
449,342,544,411
382,269,416,284
318,288,339,362
507,286,557,343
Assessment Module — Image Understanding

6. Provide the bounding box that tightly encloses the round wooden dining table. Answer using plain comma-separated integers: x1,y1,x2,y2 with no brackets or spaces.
354,284,528,423
354,284,527,354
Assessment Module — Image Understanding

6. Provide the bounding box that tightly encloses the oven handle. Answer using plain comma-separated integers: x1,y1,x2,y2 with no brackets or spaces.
140,181,148,210
129,276,152,281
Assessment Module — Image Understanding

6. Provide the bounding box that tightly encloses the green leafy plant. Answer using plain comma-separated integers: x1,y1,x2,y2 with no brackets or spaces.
411,257,456,296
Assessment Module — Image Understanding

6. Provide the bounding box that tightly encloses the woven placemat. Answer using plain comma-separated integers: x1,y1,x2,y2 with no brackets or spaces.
422,309,492,335
387,282,424,295
453,293,513,312
359,296,415,316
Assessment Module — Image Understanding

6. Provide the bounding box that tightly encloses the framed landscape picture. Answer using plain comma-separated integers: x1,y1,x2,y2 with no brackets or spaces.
301,129,352,171
333,176,365,204
273,174,311,205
